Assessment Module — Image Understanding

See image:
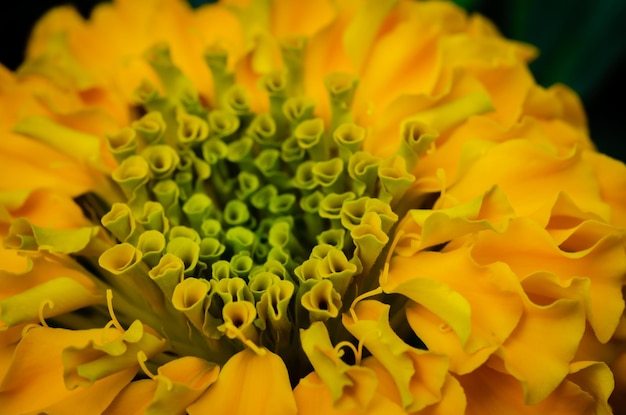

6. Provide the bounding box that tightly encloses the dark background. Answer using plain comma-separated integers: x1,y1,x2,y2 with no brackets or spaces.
1,0,624,162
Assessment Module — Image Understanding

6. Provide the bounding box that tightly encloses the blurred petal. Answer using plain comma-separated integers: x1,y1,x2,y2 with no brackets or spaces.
583,151,626,228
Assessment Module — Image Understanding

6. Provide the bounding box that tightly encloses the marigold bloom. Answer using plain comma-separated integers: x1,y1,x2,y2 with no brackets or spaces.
1,0,625,413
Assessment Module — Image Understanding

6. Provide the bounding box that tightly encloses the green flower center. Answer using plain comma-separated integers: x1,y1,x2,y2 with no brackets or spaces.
74,43,428,384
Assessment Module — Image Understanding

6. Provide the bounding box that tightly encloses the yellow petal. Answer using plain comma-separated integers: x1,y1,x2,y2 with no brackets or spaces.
0,326,133,414
102,379,156,415
363,356,468,415
411,113,591,195
0,130,98,198
343,300,449,412
25,6,85,60
0,253,97,299
523,83,588,134
471,217,626,342
399,248,523,373
342,0,398,72
446,139,610,220
0,277,100,330
187,349,296,415
271,0,335,39
496,290,586,404
106,356,219,415
584,151,626,228
418,373,467,415
13,115,106,171
20,32,94,90
567,361,614,415
359,2,443,112
535,191,610,248
609,350,626,409
149,356,219,414
384,273,471,347
0,189,89,229
62,321,166,389
459,362,612,415
463,62,534,126
294,371,406,415
393,185,514,256
4,217,104,255
300,321,378,410
36,368,136,415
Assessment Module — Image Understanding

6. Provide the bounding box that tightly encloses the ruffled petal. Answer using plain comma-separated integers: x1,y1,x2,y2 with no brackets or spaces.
494,286,586,404
583,151,626,228
445,139,610,220
392,185,514,256
471,217,626,343
400,248,523,373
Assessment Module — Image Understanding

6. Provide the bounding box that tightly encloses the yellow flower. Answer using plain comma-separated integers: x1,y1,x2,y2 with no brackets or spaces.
1,0,625,413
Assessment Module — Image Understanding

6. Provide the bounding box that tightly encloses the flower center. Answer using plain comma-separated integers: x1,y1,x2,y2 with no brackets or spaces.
79,43,424,383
